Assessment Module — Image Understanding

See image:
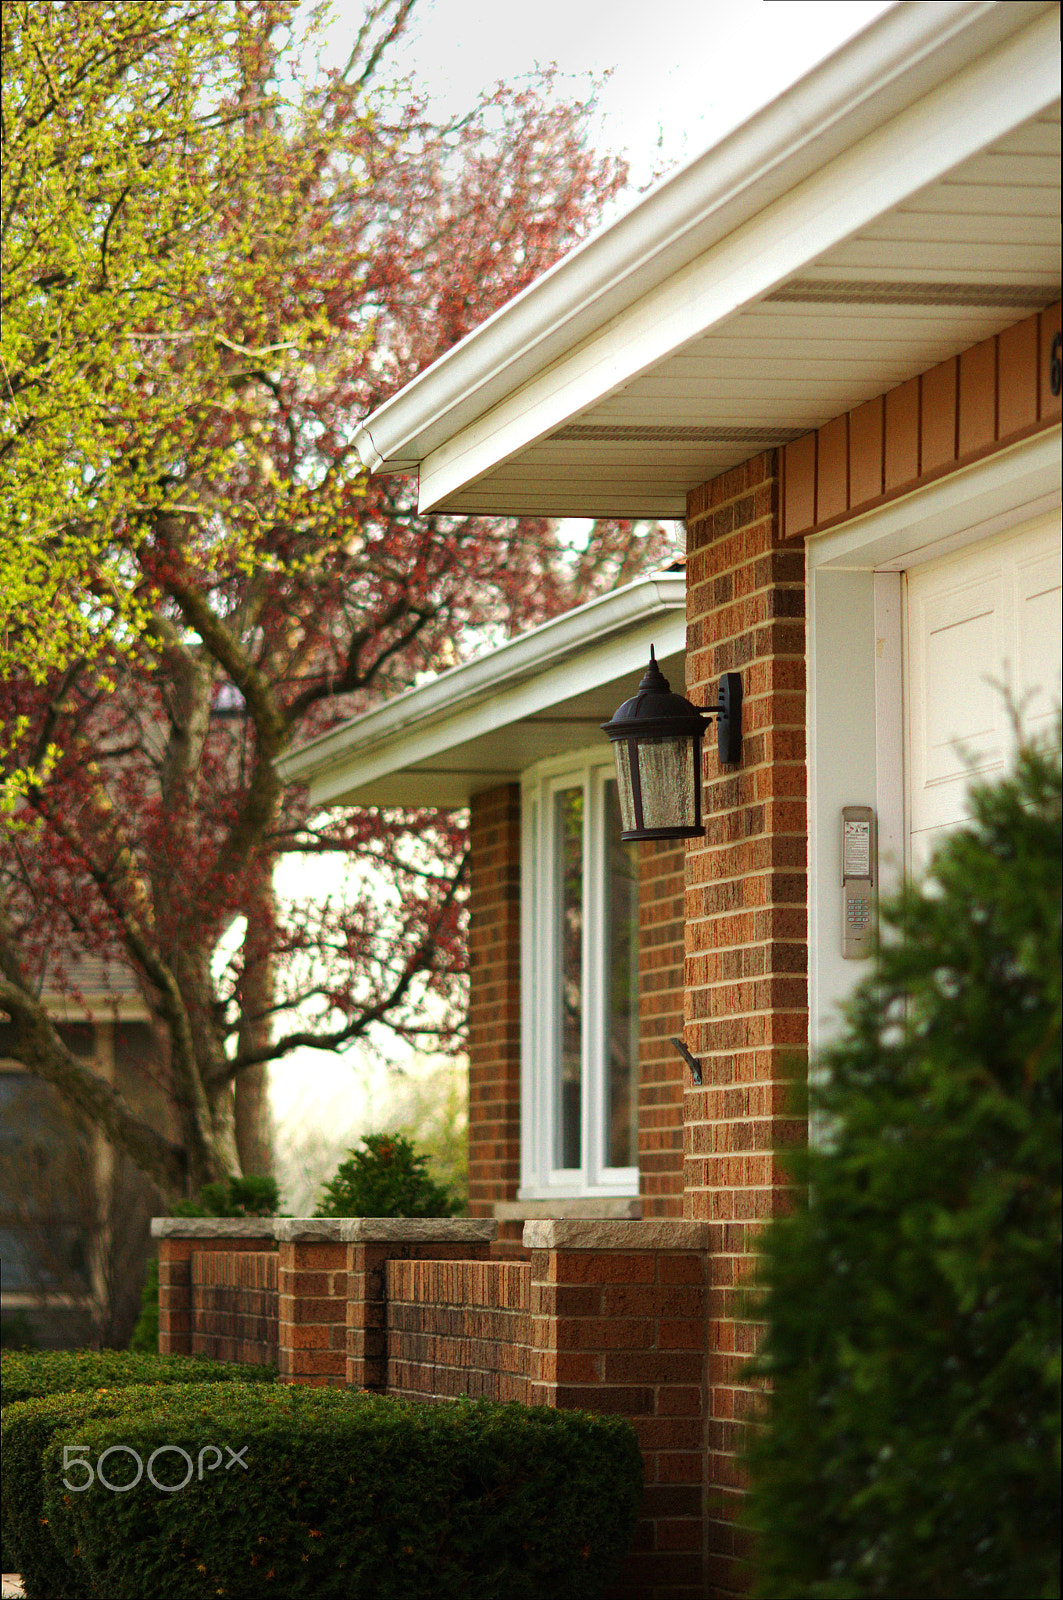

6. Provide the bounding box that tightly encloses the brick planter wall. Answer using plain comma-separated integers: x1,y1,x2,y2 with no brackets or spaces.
191,1250,277,1365
343,1218,498,1391
153,1219,276,1357
526,1221,709,1600
386,1257,530,1402
274,1221,350,1387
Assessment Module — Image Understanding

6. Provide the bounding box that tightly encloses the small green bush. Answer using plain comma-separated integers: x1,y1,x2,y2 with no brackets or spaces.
746,733,1062,1599
1,1348,276,1408
315,1131,460,1217
38,1384,642,1599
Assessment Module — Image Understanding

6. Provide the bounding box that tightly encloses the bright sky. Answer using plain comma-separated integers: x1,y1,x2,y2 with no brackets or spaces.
271,0,895,1169
375,0,894,191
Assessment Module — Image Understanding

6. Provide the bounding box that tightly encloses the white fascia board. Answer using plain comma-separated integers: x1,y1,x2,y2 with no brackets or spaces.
352,2,1056,491
416,8,1060,512
279,572,685,798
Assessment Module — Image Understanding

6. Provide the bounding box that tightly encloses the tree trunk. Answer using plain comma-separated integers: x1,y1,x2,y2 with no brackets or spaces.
235,876,276,1177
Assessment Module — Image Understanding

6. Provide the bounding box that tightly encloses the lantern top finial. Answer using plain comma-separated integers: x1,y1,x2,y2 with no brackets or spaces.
601,647,706,739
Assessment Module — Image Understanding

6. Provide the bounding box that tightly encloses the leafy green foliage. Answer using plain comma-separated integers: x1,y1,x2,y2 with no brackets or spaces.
171,1174,282,1219
746,733,1062,1599
314,1131,460,1218
30,1384,642,1599
2,1369,276,1596
0,1348,276,1408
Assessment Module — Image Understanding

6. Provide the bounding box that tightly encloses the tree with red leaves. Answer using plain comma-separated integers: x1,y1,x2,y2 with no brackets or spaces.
0,0,668,1204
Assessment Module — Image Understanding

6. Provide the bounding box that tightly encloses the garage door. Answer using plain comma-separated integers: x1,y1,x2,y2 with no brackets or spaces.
905,509,1062,874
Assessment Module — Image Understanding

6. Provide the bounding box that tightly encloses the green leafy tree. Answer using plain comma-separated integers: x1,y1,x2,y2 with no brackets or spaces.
1,0,318,804
0,0,645,1206
746,730,1062,1599
314,1131,459,1217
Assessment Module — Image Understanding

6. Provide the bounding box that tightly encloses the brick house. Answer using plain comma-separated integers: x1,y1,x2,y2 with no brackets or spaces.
277,5,1061,1592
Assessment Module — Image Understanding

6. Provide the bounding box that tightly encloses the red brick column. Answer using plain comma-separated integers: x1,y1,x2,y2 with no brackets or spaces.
343,1218,498,1390
275,1221,349,1387
151,1219,275,1356
526,1220,709,1600
684,449,808,1595
638,839,687,1219
467,784,522,1221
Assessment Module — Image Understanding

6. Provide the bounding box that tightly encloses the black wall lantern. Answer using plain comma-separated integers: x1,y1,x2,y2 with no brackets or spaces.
601,649,742,841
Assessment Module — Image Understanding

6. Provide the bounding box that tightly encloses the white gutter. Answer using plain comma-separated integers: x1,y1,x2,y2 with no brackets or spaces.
278,571,685,789
352,1,1056,482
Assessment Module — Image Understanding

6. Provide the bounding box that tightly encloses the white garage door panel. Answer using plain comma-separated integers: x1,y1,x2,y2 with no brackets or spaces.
906,511,1062,873
1017,549,1063,735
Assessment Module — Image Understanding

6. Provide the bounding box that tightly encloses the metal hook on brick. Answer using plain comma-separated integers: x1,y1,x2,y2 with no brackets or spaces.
671,1036,703,1086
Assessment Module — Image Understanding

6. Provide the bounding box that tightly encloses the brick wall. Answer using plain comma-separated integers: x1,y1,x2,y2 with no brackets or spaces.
684,449,807,1596
638,840,687,1218
527,1220,709,1600
276,1229,348,1387
156,1223,275,1356
386,1257,530,1402
467,784,522,1217
191,1250,277,1365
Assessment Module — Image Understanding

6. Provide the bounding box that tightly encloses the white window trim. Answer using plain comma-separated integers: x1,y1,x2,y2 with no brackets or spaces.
806,426,1061,1059
519,745,639,1200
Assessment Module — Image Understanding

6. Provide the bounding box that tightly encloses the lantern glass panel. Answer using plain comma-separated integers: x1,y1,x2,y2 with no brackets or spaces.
612,741,639,832
637,735,696,831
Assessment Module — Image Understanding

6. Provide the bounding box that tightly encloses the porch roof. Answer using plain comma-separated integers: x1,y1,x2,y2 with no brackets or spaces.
279,570,686,809
352,1,1060,519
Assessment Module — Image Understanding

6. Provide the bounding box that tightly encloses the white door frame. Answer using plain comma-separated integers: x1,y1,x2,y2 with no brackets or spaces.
805,427,1061,1057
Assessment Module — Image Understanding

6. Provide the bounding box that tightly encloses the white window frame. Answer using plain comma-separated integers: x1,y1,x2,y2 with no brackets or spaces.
806,427,1061,1059
520,746,639,1200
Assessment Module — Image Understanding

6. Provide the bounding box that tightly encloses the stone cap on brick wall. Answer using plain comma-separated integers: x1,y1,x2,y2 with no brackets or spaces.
495,1198,642,1220
340,1218,497,1244
151,1218,278,1239
152,1216,499,1243
523,1219,711,1251
272,1219,347,1243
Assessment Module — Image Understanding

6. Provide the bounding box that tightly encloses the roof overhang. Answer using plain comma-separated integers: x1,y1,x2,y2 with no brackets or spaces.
353,0,1060,518
279,572,686,808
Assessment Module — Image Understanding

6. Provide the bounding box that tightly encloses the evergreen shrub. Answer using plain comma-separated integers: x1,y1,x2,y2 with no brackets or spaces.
314,1131,459,1217
2,1383,184,1598
746,733,1062,1599
1,1356,276,1584
38,1385,642,1600
1,1348,276,1407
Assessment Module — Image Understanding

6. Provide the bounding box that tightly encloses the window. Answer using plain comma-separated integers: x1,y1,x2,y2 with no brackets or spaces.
521,749,639,1197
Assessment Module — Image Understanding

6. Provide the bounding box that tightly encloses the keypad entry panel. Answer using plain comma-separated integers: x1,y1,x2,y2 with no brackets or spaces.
842,806,876,960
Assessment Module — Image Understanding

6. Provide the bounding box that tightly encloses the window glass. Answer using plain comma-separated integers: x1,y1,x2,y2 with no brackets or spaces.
604,780,639,1168
553,785,583,1169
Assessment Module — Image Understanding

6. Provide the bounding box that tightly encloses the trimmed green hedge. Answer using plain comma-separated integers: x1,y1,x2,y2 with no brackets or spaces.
1,1348,276,1407
2,1356,277,1590
3,1384,183,1598
32,1384,642,1599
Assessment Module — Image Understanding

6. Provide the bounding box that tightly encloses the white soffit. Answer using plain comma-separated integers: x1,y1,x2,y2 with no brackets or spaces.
279,572,686,809
353,1,1060,519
